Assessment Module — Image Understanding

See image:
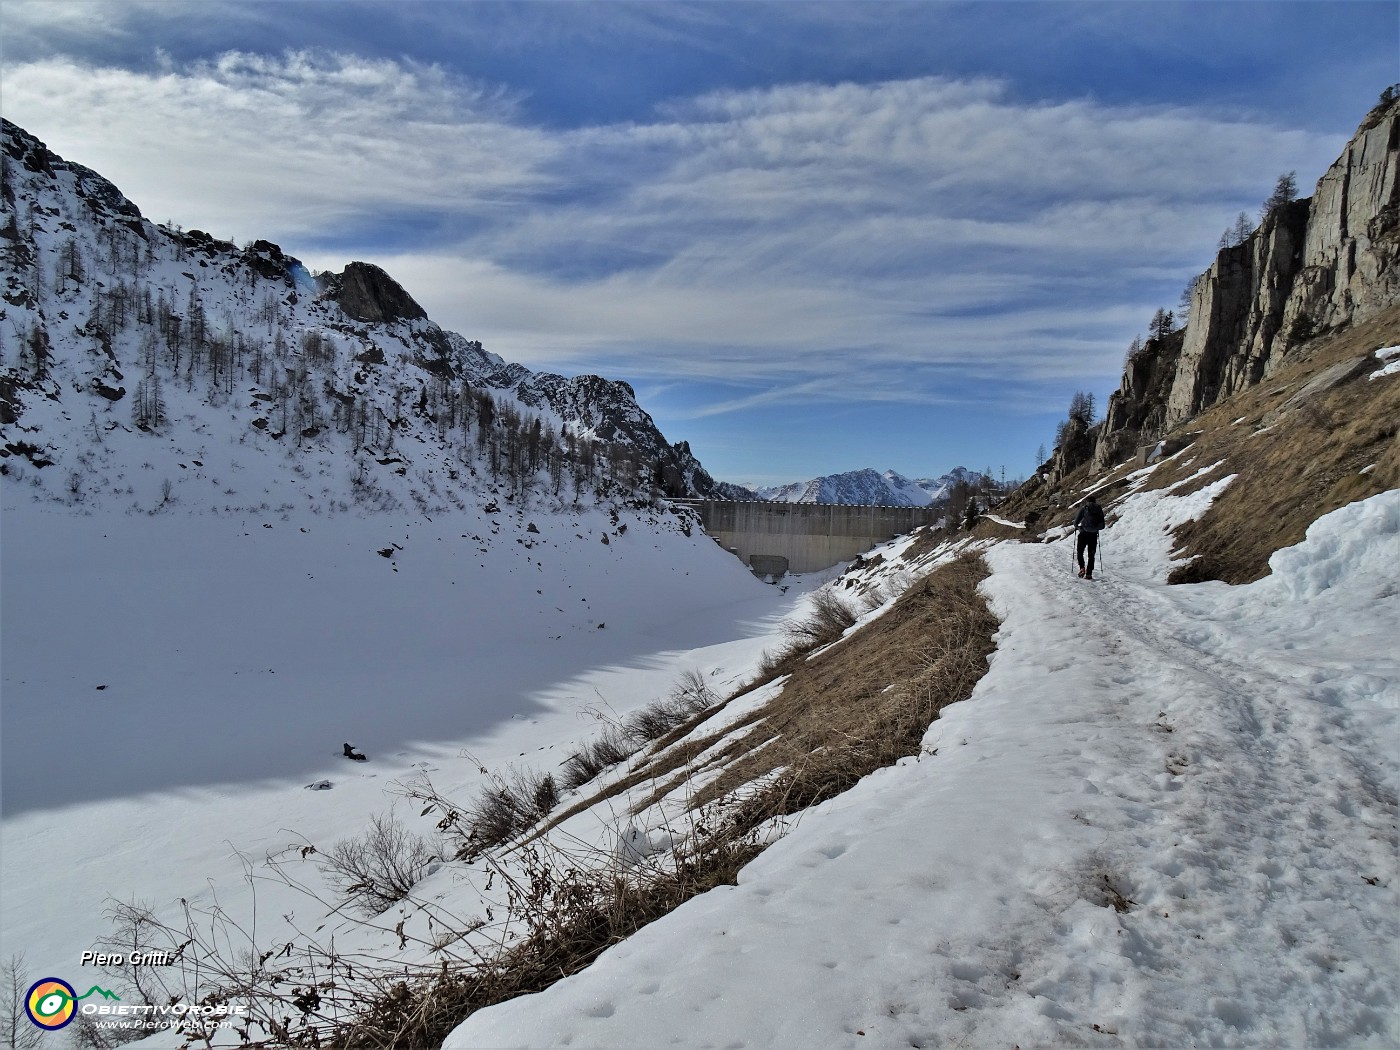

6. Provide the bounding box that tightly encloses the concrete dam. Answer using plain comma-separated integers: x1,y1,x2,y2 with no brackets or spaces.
677,500,939,575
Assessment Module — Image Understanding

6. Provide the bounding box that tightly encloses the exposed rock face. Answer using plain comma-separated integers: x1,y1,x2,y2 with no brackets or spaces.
1166,199,1310,426
1280,102,1400,338
1091,330,1182,471
328,261,429,324
1051,417,1096,483
3,119,143,222
1092,97,1399,469
241,239,297,283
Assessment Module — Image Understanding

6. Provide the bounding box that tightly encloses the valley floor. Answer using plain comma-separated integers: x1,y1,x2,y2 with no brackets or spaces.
445,487,1400,1049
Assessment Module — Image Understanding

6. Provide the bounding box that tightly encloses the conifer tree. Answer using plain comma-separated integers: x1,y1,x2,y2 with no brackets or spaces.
1260,170,1298,222
1150,308,1175,341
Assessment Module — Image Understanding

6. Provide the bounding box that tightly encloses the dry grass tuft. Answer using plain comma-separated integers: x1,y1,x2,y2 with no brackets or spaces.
1149,309,1400,583
620,669,720,746
327,833,762,1049
782,587,858,648
560,730,637,791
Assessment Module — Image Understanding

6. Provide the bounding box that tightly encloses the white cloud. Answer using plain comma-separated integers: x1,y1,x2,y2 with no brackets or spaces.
1,51,1346,412
2,52,554,240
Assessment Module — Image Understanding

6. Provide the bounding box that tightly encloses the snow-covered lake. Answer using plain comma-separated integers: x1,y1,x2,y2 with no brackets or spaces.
0,498,800,995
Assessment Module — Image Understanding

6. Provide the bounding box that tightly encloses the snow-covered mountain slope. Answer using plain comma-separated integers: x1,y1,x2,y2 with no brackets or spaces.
756,466,982,505
0,118,719,507
444,471,1400,1050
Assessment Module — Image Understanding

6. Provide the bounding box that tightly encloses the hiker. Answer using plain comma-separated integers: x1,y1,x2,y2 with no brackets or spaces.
1073,493,1106,579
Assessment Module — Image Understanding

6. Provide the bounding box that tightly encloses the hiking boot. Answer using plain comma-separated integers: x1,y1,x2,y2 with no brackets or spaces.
1085,571,1093,580
1077,568,1086,578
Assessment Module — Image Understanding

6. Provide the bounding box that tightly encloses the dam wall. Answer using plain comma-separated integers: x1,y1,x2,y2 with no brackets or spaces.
678,500,938,574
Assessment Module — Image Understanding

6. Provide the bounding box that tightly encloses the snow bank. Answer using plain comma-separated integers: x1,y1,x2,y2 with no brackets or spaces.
1264,488,1400,601
1369,344,1400,380
0,500,801,994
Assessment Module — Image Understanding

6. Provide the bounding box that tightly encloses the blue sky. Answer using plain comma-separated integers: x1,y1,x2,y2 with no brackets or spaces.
3,2,1396,486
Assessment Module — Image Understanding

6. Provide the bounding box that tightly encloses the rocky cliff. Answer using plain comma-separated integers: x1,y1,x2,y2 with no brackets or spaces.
1089,94,1399,472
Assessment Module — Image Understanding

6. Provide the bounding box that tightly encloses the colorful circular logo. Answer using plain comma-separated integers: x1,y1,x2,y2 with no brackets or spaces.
26,978,77,1030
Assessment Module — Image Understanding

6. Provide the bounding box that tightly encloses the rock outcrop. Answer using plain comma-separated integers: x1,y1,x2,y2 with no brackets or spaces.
325,261,429,324
1090,330,1182,471
1283,100,1400,335
1166,198,1310,426
1091,95,1399,470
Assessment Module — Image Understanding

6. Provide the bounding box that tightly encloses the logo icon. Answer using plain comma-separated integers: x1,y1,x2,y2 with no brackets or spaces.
24,980,120,1030
25,978,77,1030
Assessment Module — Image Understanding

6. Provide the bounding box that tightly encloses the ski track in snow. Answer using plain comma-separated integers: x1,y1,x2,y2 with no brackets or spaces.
446,489,1400,1049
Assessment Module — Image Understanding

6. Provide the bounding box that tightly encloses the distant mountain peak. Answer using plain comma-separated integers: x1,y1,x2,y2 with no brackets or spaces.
751,466,985,506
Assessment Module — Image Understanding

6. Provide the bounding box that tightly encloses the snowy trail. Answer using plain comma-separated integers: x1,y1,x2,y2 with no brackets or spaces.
447,492,1400,1048
983,532,1398,1044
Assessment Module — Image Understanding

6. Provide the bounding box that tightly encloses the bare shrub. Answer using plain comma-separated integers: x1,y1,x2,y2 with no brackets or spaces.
94,899,189,1014
532,772,559,816
560,730,636,791
2,955,42,1049
622,698,690,745
858,580,890,613
319,812,437,916
324,821,764,1048
669,667,718,714
755,647,785,679
619,670,719,747
783,587,857,649
753,642,804,684
458,767,562,858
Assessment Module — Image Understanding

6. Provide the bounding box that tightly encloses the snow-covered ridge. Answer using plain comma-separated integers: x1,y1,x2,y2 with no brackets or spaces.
755,466,988,506
0,118,718,511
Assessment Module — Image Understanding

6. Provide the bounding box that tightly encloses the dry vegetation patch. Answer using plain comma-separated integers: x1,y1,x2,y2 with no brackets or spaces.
104,551,999,1048
322,836,762,1049
1149,309,1400,583
632,553,999,830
